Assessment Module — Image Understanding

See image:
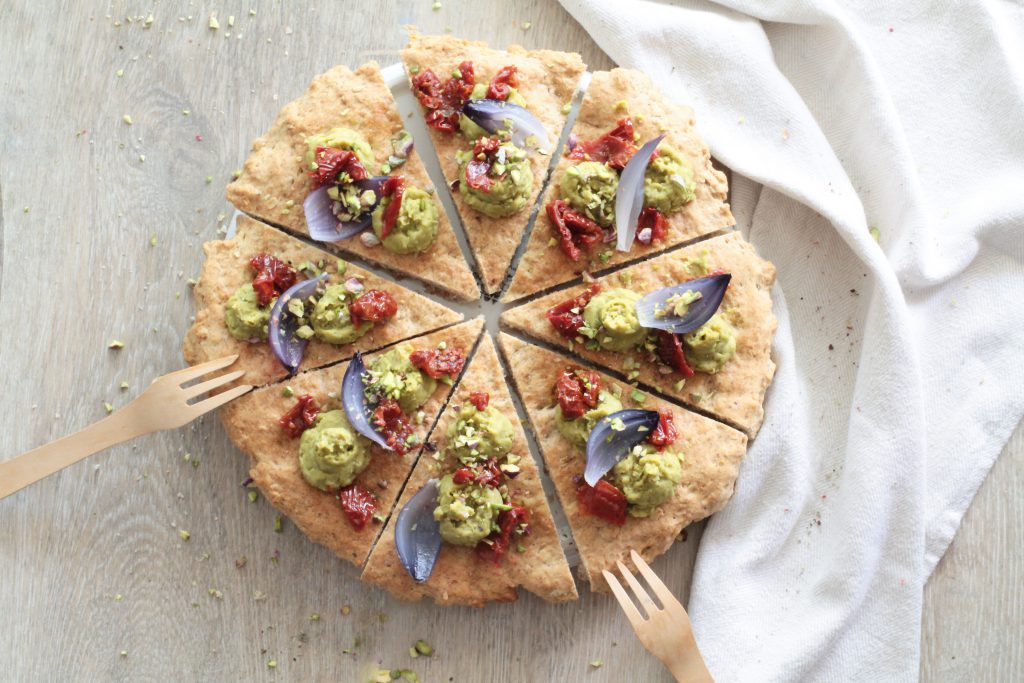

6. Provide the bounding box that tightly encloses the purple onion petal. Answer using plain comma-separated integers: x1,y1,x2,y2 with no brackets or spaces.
615,134,665,252
566,132,579,153
303,176,391,243
635,274,732,335
341,352,392,451
462,99,551,152
268,274,327,375
393,132,414,159
636,227,653,245
584,409,661,486
395,479,442,583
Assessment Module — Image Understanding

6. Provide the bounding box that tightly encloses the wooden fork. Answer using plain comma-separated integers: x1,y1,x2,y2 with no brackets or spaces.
603,549,715,683
0,355,251,500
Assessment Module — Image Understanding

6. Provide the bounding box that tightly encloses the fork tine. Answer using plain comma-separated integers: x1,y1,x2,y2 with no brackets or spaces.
189,384,253,417
603,570,645,628
617,559,660,618
166,354,240,384
630,549,682,610
182,370,246,399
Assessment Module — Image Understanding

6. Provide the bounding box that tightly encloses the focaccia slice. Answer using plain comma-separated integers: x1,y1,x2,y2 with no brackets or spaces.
402,33,585,294
499,334,747,592
183,215,462,389
504,68,733,302
361,335,577,606
501,231,776,436
226,62,479,302
220,319,485,567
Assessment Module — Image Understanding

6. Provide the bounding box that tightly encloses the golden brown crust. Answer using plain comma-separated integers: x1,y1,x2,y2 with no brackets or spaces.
498,334,747,592
361,336,578,606
220,319,485,568
504,68,734,302
500,232,776,436
182,215,462,389
225,62,479,302
401,33,586,293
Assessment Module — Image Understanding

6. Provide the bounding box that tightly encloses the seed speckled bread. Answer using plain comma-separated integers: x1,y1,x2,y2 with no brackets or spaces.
182,215,462,389
500,231,776,436
402,32,586,294
361,335,577,606
220,319,485,567
499,334,747,592
226,62,479,302
504,68,734,302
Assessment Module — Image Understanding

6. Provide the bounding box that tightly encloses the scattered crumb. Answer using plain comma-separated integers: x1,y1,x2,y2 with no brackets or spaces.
589,659,604,668
122,114,133,125
103,402,114,414
108,339,125,349
208,13,219,30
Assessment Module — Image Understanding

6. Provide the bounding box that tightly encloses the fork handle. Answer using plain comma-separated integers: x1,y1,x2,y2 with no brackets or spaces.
664,632,716,683
0,402,152,500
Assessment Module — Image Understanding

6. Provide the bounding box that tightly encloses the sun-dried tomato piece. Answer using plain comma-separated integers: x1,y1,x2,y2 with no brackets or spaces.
464,137,501,192
378,176,406,239
655,330,695,378
487,65,520,100
547,199,605,262
338,483,377,530
249,253,298,307
546,283,602,339
409,347,466,379
475,505,529,565
648,410,677,449
372,399,415,455
308,147,369,189
576,477,628,525
468,392,490,411
637,207,668,244
555,368,601,420
566,117,638,170
411,62,475,133
349,289,398,326
278,394,320,438
452,467,475,485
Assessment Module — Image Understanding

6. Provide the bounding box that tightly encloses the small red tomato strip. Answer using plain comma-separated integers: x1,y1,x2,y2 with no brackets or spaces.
464,137,501,192
308,147,369,189
452,467,476,485
372,399,415,455
648,410,678,449
655,330,695,378
349,289,398,326
566,117,639,170
278,394,321,438
409,347,466,379
637,207,668,243
379,176,406,239
547,199,605,262
469,391,490,411
555,368,601,420
249,253,298,307
546,283,602,339
338,483,377,530
576,478,628,525
475,505,529,565
411,62,475,133
487,65,520,100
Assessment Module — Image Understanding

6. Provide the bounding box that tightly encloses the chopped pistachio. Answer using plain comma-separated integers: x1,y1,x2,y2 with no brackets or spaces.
630,389,647,403
150,233,157,247
178,529,191,541
273,515,283,533
208,13,219,30
122,114,133,125
207,588,223,599
143,14,153,28
282,386,294,398
116,68,124,77
869,226,881,241
115,593,124,602
309,613,321,621
431,1,442,9
23,207,29,213
205,175,213,184
190,457,200,469
589,659,604,668
108,339,125,349
182,109,190,116
266,659,277,669
522,21,532,30
561,102,572,114
231,168,242,179
247,490,259,503
120,651,128,658
138,154,145,162
101,402,113,414
228,15,235,27
341,604,351,615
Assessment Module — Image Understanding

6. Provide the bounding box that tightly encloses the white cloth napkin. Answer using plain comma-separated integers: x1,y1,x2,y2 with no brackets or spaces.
558,0,1024,680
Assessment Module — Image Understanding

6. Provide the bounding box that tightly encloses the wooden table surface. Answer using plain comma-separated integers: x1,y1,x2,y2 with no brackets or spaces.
1,1,1019,681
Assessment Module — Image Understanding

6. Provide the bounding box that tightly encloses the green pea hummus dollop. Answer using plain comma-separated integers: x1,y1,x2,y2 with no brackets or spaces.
304,127,374,169
298,410,371,491
310,284,371,345
433,473,503,546
459,83,527,140
683,313,737,373
224,283,272,341
643,144,695,215
560,161,618,227
446,403,515,462
364,345,436,414
583,288,647,352
458,143,533,218
610,443,682,517
555,391,624,450
371,186,439,254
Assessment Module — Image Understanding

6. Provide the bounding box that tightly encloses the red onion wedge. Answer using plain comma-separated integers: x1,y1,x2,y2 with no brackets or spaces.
462,99,551,153
614,134,664,252
584,409,661,486
267,274,327,375
341,352,393,451
636,274,732,334
395,479,442,583
302,177,391,243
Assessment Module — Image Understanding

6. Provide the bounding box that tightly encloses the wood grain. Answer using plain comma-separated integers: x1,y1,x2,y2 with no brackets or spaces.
0,1,1018,681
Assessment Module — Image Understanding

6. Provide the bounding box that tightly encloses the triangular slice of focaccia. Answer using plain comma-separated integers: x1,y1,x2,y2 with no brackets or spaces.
498,334,747,592
503,68,734,302
183,215,462,389
226,62,480,302
401,33,586,294
220,318,485,568
361,335,577,606
501,231,776,436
